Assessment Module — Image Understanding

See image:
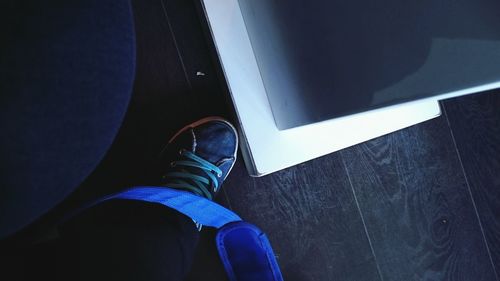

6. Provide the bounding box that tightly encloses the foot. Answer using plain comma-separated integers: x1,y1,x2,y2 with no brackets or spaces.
160,117,238,201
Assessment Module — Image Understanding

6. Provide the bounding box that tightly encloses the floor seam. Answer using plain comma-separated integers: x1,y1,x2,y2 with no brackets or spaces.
442,102,499,281
340,151,385,281
160,0,193,91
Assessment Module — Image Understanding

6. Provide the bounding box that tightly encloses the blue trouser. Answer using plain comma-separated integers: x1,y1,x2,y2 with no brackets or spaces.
2,187,281,281
59,187,283,281
54,187,282,281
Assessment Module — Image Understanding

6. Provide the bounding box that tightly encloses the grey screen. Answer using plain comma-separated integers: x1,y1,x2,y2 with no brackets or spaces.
237,0,500,129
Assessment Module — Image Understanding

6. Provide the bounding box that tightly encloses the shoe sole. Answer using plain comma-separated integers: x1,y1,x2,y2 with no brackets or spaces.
167,116,239,181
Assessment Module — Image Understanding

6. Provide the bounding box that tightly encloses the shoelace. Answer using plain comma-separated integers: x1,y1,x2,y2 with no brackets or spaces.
162,150,223,201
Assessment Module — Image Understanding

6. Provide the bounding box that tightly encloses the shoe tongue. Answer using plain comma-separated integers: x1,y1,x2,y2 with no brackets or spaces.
193,125,234,164
195,140,221,164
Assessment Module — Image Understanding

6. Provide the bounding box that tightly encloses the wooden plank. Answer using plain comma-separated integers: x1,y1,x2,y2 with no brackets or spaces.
340,115,498,280
223,157,382,281
443,91,500,279
160,0,232,119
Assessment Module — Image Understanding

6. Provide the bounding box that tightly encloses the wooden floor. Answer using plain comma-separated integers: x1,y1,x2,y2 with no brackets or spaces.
76,0,500,280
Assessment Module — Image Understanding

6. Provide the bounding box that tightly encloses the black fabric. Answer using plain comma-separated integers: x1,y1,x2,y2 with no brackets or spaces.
0,200,200,281
0,0,136,238
57,200,200,281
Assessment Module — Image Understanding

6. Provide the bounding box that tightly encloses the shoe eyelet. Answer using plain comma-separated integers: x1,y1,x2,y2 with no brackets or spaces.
170,162,176,167
178,149,183,155
217,173,222,178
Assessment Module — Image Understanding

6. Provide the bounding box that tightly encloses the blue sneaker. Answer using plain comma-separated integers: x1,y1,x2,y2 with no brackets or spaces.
160,117,238,201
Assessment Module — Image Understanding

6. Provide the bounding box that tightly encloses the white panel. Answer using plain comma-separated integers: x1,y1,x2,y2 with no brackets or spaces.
202,0,444,176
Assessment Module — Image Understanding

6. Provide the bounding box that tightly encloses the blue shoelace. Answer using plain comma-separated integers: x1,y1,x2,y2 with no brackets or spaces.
162,150,223,201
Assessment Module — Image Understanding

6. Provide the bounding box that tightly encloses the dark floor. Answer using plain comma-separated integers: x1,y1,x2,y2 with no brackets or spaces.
13,0,500,280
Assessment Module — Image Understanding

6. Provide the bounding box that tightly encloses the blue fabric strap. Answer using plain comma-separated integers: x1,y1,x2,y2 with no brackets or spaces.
96,186,241,228
71,186,284,281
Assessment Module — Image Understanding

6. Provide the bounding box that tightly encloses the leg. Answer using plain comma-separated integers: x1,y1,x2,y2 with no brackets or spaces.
57,200,199,281
1,118,237,280
56,117,239,280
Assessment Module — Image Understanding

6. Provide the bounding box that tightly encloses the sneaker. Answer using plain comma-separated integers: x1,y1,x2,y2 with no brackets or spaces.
160,117,238,201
